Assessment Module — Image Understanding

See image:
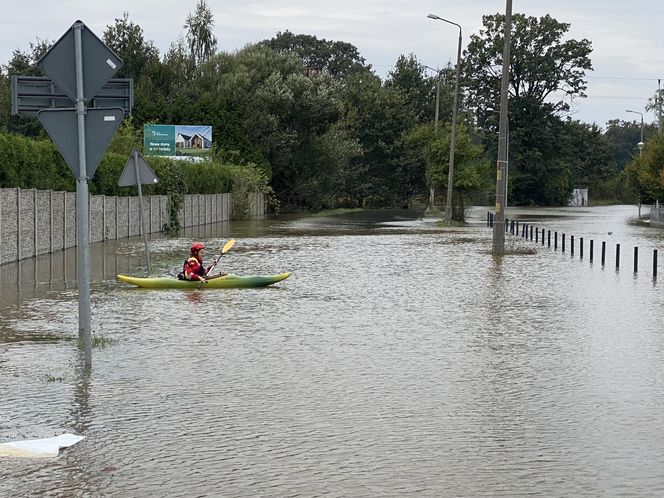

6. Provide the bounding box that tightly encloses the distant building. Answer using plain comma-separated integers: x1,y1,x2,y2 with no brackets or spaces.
569,188,588,207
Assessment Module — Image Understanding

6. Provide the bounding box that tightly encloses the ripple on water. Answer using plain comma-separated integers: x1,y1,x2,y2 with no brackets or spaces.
2,207,664,496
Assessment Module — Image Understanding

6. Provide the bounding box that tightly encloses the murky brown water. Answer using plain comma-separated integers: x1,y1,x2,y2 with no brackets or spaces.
1,206,664,496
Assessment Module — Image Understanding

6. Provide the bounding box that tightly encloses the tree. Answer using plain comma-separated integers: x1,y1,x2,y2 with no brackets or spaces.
185,0,218,66
463,13,592,115
385,54,440,124
103,12,160,81
261,31,369,79
408,122,488,217
624,133,664,203
466,13,593,205
1,38,52,135
646,87,663,130
340,68,423,207
604,119,658,170
2,38,51,77
190,45,358,209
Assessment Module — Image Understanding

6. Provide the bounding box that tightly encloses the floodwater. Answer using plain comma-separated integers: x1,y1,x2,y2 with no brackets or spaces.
1,205,664,496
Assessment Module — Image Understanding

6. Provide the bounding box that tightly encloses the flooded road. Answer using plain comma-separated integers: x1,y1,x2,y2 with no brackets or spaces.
1,205,664,496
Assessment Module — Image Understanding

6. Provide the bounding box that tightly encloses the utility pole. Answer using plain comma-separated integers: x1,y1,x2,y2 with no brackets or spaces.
659,79,662,134
492,0,512,255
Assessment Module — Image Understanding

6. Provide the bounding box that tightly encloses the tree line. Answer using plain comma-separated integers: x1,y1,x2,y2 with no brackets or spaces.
1,2,663,216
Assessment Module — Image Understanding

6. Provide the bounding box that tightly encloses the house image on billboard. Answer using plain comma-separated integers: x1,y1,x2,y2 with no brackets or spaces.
174,125,212,150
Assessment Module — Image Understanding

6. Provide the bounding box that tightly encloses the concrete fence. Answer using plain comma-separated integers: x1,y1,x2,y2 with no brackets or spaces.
0,188,265,265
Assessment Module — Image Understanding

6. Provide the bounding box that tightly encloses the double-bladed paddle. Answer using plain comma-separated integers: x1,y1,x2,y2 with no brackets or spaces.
197,239,236,289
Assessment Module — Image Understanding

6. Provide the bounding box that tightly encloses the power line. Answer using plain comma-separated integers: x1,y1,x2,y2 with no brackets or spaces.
586,75,662,82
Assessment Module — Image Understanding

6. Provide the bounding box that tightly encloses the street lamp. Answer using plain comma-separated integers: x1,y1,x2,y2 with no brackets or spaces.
428,13,462,221
422,65,443,134
422,64,443,212
626,109,645,155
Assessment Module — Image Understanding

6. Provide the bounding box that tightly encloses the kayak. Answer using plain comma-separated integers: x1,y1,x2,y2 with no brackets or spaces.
116,272,290,289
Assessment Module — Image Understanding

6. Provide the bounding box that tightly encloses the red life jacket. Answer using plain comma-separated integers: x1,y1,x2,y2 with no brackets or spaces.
181,256,206,281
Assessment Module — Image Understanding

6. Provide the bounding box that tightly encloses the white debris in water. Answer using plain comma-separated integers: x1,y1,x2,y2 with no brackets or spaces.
0,434,85,458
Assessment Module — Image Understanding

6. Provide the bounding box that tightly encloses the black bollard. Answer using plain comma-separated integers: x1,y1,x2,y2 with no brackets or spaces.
555,231,558,250
634,247,638,273
516,220,519,234
601,241,606,266
654,250,658,278
541,228,545,246
562,233,566,252
536,227,539,242
590,240,594,262
616,243,620,269
571,235,575,256
548,230,551,247
580,237,584,259
487,211,490,227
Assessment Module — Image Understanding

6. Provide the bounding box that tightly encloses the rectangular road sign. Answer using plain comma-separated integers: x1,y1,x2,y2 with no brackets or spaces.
38,107,124,178
11,75,133,116
37,20,123,103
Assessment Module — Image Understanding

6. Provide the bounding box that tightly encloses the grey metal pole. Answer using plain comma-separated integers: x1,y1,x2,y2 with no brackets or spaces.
492,0,512,255
133,151,151,273
430,73,441,210
659,79,662,134
74,23,92,365
445,26,462,221
640,114,644,153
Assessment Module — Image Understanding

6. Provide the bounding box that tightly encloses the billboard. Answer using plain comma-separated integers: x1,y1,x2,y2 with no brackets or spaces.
144,124,212,157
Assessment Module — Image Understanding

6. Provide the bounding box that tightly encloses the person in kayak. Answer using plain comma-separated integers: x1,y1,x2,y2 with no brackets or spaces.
179,242,211,282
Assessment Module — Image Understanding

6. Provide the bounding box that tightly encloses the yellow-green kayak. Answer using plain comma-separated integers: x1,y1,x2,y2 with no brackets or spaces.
117,272,290,289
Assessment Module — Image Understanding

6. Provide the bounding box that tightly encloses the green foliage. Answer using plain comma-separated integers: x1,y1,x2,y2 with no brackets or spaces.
260,30,368,78
2,10,645,213
463,13,593,115
0,132,73,190
385,54,439,124
624,133,664,202
408,121,488,218
185,0,218,66
103,12,160,81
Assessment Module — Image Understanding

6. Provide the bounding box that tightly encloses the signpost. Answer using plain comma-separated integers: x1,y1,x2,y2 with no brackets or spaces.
118,149,159,273
27,20,126,366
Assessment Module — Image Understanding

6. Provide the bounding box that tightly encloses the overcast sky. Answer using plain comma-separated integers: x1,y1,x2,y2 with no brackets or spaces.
3,0,663,128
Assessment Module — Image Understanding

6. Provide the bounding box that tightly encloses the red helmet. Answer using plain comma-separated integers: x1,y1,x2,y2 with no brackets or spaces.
190,242,205,254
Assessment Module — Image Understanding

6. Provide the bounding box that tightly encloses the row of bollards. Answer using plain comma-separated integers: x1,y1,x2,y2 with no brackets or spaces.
487,212,659,278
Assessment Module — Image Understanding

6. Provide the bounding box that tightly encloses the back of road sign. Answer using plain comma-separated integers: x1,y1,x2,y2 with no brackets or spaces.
37,20,123,103
37,108,124,178
118,149,159,187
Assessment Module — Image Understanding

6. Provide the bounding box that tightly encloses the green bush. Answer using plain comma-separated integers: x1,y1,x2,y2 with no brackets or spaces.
0,132,73,190
0,131,272,228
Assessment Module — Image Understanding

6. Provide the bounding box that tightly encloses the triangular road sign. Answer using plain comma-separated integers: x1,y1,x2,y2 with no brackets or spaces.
118,149,159,186
37,107,124,178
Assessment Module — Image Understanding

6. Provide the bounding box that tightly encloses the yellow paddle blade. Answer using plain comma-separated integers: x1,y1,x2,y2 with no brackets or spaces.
222,238,236,254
